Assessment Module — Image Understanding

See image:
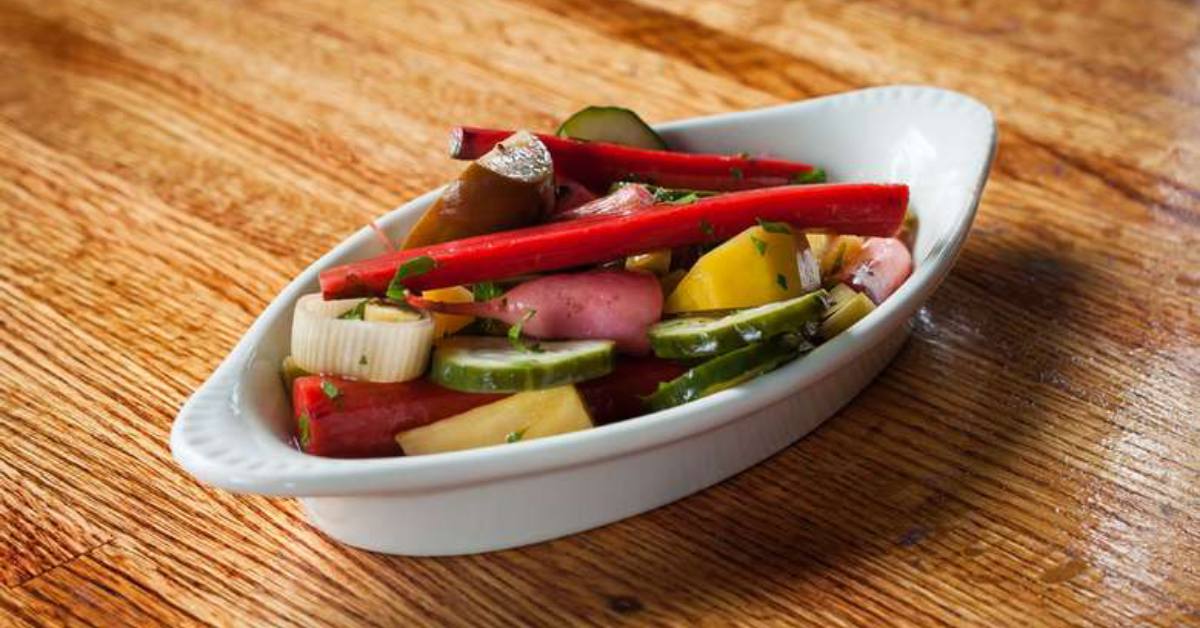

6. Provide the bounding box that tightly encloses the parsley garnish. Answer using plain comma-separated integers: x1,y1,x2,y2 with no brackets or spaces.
730,166,744,180
791,168,827,184
359,354,368,366
471,282,504,302
338,300,368,320
699,219,716,240
297,412,312,449
320,380,341,400
756,218,792,234
386,256,436,301
507,309,538,351
750,235,768,256
505,428,528,444
776,274,789,291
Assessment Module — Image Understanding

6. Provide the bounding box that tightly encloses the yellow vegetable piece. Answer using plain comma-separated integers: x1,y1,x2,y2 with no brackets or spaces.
397,385,593,456
363,301,423,323
824,283,858,313
625,249,672,275
820,291,875,339
812,235,864,279
665,225,802,313
421,286,475,337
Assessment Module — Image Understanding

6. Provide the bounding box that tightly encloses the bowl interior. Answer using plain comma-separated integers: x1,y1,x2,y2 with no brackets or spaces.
172,86,995,495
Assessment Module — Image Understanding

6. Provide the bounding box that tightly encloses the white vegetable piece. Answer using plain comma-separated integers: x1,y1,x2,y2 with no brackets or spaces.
291,293,433,382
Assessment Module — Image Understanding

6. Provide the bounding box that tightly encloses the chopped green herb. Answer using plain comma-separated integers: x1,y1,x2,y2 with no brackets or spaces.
338,300,367,320
645,185,719,203
750,235,768,255
730,166,744,180
472,281,505,301
359,354,368,366
505,428,528,444
776,274,789,291
297,412,312,449
507,309,538,351
791,168,827,184
699,219,716,240
320,380,341,400
669,192,701,205
756,218,792,234
386,255,437,301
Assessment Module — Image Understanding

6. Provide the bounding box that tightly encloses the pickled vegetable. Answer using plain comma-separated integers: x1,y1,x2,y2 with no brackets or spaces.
397,385,593,455
403,130,553,248
665,224,803,313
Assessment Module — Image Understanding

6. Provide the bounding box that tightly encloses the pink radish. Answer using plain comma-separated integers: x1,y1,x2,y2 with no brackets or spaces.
836,237,913,304
409,270,663,354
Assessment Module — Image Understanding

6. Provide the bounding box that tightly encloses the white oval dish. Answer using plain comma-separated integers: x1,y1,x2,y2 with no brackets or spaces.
171,85,996,556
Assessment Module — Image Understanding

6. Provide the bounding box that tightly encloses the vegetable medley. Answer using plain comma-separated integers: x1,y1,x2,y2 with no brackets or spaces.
287,107,914,458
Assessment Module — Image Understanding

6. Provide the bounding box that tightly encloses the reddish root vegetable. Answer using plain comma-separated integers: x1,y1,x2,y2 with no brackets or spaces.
450,127,819,192
577,357,688,424
836,237,913,304
552,178,600,215
409,270,663,354
551,183,655,222
320,183,909,299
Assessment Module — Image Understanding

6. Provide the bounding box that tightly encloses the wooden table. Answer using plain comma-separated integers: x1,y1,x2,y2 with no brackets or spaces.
2,0,1197,625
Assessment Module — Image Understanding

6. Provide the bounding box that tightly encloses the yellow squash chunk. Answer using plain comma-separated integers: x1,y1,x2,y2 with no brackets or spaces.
821,291,875,339
625,249,672,275
421,286,475,337
665,225,802,313
397,385,593,456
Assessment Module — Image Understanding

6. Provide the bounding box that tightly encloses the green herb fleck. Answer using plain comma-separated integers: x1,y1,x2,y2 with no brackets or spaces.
756,218,792,234
730,166,744,180
359,354,368,366
791,167,827,184
386,255,437,301
338,300,367,320
320,379,341,400
669,192,700,205
472,281,504,302
699,219,716,240
297,412,312,449
507,309,538,351
750,235,768,256
505,428,528,444
776,274,789,291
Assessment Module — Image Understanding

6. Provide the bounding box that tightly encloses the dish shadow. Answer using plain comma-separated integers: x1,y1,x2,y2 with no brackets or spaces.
489,235,1101,621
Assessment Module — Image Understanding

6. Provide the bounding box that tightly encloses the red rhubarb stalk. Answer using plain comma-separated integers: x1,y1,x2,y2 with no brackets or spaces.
293,376,505,458
320,183,908,299
451,127,819,192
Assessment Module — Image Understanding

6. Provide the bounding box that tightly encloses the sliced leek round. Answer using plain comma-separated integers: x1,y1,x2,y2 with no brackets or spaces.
290,293,433,382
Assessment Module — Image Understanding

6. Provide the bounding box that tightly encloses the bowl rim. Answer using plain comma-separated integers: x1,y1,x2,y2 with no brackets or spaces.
170,85,997,496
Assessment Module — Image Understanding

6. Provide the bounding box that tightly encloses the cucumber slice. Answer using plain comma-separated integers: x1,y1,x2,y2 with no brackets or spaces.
649,291,827,359
556,106,668,150
645,338,805,411
431,336,615,393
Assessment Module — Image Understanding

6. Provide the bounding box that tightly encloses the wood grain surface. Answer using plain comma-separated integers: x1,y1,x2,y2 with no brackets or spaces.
1,0,1197,625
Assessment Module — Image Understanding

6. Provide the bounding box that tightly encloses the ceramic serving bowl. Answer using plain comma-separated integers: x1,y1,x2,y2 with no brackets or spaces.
171,85,996,556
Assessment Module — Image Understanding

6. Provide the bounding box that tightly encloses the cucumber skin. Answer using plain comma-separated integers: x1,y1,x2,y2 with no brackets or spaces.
556,106,668,150
649,291,827,359
431,340,615,393
645,339,801,411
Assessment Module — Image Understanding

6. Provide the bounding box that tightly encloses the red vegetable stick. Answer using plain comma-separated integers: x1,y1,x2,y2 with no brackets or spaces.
577,357,688,425
321,183,908,299
451,127,819,192
292,358,686,457
293,376,505,458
